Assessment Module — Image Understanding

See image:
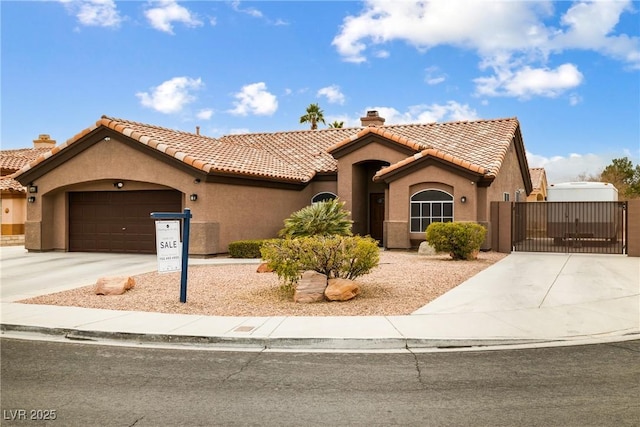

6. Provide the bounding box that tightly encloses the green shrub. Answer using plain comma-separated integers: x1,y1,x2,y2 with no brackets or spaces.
260,235,379,288
279,198,353,238
228,239,276,258
425,222,487,260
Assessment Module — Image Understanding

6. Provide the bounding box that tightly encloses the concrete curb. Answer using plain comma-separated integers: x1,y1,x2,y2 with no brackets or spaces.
0,323,587,352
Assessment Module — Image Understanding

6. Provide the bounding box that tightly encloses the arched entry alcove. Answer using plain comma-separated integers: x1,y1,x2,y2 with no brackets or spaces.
351,160,390,244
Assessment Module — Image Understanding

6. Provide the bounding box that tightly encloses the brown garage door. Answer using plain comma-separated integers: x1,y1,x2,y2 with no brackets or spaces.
69,190,182,253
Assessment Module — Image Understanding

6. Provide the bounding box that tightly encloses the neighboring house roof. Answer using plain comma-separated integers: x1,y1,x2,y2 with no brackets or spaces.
0,176,25,193
529,167,547,190
1,147,52,194
1,148,52,175
12,115,530,192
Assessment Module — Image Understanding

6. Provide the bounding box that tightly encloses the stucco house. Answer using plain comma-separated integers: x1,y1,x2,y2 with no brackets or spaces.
527,167,548,201
12,111,532,255
1,135,57,245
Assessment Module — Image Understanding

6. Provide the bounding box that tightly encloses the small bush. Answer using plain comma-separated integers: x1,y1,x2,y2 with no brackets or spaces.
260,235,379,288
279,198,353,238
425,222,487,260
228,239,277,258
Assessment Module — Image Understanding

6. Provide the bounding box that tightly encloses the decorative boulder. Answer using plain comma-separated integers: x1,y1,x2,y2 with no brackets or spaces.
294,270,327,303
418,241,438,256
325,278,360,301
256,262,273,273
94,276,135,296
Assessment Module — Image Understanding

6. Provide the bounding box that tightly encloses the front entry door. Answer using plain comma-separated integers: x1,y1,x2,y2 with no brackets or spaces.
369,193,385,244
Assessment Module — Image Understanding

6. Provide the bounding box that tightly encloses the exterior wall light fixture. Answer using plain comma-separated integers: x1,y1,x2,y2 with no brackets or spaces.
114,182,124,189
27,196,36,203
28,185,38,193
460,196,467,203
190,194,198,201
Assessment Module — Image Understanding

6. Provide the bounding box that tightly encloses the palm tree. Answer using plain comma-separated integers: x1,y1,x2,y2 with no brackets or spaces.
299,103,325,130
328,121,344,128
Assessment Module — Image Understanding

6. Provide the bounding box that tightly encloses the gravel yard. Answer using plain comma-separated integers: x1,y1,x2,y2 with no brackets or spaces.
21,250,506,317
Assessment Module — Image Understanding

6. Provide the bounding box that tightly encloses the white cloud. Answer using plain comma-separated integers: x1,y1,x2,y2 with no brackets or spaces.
332,1,639,96
59,0,123,28
230,0,263,18
196,109,213,120
374,50,390,59
332,1,551,63
568,93,582,106
526,151,631,184
144,0,203,34
361,102,479,125
229,82,278,116
552,0,640,67
136,77,203,114
475,62,584,99
229,128,251,135
317,85,346,105
424,66,446,85
230,0,288,25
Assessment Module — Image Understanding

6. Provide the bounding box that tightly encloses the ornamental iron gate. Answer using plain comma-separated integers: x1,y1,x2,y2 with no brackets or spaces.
512,202,627,254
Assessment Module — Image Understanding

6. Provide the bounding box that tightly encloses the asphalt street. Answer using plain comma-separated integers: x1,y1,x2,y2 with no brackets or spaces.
2,338,639,426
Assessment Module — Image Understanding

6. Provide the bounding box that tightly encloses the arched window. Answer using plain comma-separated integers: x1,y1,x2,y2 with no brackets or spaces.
311,192,336,204
410,190,453,232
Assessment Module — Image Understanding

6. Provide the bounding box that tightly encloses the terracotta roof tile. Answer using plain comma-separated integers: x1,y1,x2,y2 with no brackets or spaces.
12,116,522,184
374,147,488,181
1,148,52,173
529,167,546,190
0,176,26,192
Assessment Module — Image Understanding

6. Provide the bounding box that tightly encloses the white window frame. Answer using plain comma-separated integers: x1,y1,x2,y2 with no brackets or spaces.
410,189,454,233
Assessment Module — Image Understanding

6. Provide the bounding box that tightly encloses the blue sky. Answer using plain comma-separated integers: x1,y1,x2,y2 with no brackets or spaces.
2,0,639,183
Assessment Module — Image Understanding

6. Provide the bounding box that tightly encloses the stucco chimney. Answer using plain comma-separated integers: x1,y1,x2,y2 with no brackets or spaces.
33,134,56,149
196,126,200,135
360,110,385,127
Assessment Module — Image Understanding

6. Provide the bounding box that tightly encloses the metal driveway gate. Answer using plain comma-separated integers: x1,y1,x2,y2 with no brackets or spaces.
512,201,627,254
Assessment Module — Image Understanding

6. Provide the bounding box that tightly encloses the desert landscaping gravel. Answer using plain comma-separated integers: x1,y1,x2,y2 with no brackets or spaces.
22,250,506,317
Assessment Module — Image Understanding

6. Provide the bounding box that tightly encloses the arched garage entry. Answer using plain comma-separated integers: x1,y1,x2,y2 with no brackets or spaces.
69,189,182,253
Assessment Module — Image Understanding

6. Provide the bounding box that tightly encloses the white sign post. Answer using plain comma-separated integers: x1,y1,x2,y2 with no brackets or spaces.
155,220,182,273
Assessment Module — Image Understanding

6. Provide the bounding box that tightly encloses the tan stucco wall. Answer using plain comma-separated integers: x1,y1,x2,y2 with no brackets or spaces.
527,172,548,202
627,200,640,257
487,141,528,208
194,180,337,254
1,192,26,235
385,165,481,248
23,135,338,255
334,142,408,235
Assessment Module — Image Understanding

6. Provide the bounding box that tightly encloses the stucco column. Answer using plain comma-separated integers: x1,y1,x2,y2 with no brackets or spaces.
627,200,640,257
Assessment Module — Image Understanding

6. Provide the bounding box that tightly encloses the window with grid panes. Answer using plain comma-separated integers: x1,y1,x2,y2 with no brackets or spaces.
410,190,454,232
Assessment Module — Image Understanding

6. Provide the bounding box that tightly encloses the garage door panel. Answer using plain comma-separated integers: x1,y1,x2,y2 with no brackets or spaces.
69,190,182,254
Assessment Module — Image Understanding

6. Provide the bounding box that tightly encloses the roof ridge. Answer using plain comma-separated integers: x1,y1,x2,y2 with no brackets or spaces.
383,116,518,129
100,115,219,141
222,127,359,138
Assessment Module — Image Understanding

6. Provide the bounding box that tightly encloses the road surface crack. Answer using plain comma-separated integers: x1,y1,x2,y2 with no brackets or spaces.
129,416,144,426
407,346,427,389
222,347,266,382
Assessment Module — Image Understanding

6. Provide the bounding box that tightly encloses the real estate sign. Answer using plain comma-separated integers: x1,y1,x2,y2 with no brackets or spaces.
155,220,181,273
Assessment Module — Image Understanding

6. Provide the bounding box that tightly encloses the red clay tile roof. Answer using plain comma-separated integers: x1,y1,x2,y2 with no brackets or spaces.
1,148,53,174
12,115,523,184
328,126,428,153
371,118,519,179
374,147,489,181
529,167,546,190
0,176,25,193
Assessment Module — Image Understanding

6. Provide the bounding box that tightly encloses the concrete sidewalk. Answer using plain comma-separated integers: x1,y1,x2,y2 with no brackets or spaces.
1,246,638,351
